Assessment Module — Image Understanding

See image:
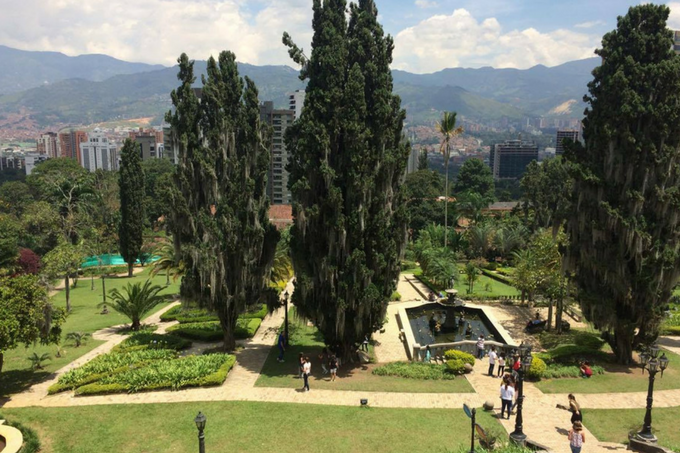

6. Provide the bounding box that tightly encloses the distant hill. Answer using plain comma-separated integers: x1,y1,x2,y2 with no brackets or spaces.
0,45,600,128
0,45,165,95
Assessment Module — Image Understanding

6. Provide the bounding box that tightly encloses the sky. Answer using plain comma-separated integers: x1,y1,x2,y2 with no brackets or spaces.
2,0,680,73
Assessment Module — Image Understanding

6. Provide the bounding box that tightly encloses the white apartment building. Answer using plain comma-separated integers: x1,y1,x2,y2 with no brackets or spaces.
288,90,306,120
80,128,118,172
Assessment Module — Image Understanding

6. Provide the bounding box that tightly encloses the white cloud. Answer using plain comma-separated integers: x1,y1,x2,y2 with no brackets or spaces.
393,8,598,73
415,0,438,8
668,2,680,30
0,0,313,67
574,20,606,29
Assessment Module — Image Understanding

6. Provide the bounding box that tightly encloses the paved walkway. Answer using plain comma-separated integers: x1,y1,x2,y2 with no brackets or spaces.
4,280,680,453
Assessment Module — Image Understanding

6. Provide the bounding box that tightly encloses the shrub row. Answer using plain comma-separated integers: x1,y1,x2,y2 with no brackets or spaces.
372,361,456,380
537,345,611,366
161,305,268,323
75,354,236,395
241,304,268,320
541,364,605,379
167,318,262,342
116,333,192,351
49,349,177,394
661,325,680,336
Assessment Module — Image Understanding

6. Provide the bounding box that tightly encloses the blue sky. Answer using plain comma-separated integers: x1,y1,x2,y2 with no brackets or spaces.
1,0,679,73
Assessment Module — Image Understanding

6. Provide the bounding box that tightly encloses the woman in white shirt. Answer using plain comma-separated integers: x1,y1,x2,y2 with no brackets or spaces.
499,377,515,419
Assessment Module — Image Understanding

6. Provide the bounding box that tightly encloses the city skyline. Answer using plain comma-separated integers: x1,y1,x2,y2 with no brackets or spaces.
3,0,680,74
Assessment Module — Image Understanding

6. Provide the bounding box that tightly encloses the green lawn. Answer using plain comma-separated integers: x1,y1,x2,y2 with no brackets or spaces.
255,310,474,393
1,401,502,453
535,349,680,394
586,407,680,450
0,268,180,398
455,266,519,298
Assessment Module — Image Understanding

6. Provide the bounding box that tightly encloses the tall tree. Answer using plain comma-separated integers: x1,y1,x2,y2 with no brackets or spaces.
564,4,680,364
0,275,65,374
520,158,571,233
42,241,82,312
167,52,278,350
402,170,444,236
454,158,494,200
0,214,20,272
142,158,174,227
283,0,409,360
0,181,34,216
417,149,428,170
436,112,464,247
118,139,146,277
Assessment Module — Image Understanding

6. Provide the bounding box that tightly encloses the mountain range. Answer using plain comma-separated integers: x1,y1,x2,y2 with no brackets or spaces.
0,46,599,128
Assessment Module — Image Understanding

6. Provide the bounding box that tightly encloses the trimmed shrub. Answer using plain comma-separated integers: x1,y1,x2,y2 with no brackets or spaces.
484,262,499,271
573,332,606,350
391,291,402,301
117,333,191,351
372,361,455,380
401,260,417,271
537,345,611,365
446,359,467,374
168,318,262,342
525,356,546,380
235,318,262,339
661,325,680,336
541,364,605,379
444,349,476,366
241,304,267,320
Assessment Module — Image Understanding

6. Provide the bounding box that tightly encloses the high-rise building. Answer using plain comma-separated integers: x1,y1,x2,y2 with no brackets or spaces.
556,129,579,155
130,130,164,160
490,139,538,179
260,101,295,205
80,128,118,172
37,132,59,157
58,129,87,163
288,90,306,120
162,126,179,164
0,155,24,171
24,153,49,175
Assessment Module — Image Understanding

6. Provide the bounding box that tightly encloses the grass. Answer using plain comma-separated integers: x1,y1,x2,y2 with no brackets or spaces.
586,406,680,449
454,266,519,298
255,309,474,393
535,349,680,394
1,401,502,453
0,268,180,398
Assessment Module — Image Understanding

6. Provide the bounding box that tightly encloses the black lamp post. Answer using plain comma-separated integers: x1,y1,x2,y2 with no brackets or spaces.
510,342,533,445
637,345,670,442
194,411,206,453
283,290,290,346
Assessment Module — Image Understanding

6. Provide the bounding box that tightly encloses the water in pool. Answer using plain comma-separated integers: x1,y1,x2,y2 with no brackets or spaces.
407,305,500,346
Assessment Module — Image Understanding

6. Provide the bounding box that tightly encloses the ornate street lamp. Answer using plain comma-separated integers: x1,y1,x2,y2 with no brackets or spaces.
637,345,670,443
194,411,207,453
283,290,290,346
510,343,533,445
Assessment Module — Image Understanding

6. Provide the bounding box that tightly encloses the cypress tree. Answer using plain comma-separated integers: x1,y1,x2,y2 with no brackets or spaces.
284,0,409,360
166,52,278,351
564,4,680,364
118,138,145,277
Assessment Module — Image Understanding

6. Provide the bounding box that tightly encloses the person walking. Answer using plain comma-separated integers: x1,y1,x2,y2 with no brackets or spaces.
488,346,497,377
318,347,329,374
497,353,506,377
361,335,370,352
277,331,286,362
329,354,338,382
557,394,583,424
568,421,586,453
499,376,515,420
476,334,486,359
298,353,305,379
302,357,311,392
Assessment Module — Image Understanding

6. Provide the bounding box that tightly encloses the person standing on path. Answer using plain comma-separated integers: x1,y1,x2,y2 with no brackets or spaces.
488,346,497,377
277,331,286,362
497,353,506,377
499,376,515,419
568,421,586,453
302,357,311,392
476,334,485,359
318,347,329,375
329,354,338,382
298,353,305,379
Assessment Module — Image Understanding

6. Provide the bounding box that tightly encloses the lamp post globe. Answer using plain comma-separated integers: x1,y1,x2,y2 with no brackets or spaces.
194,412,206,453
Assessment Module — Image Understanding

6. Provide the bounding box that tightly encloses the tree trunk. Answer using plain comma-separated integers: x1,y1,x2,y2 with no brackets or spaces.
131,318,140,331
166,270,170,286
101,275,107,304
91,274,95,290
65,274,71,312
547,299,554,331
613,325,635,365
223,328,236,352
556,289,564,334
0,351,4,374
444,144,449,248
521,290,526,306
128,262,134,278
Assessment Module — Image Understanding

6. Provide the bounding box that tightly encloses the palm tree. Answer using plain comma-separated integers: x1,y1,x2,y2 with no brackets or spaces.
436,111,464,247
150,240,184,286
493,225,527,260
27,352,51,370
65,331,91,347
467,224,494,259
104,280,166,330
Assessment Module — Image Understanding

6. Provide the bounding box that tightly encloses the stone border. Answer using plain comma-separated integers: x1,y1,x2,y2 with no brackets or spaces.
0,420,23,453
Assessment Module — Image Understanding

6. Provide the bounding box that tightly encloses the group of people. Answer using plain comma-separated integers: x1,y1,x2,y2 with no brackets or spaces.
486,345,518,377
294,350,340,392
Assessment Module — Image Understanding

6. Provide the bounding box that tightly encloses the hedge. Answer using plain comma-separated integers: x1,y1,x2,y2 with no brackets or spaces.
116,333,192,351
536,345,611,365
75,354,236,395
161,305,268,323
167,318,262,342
446,359,467,374
541,364,605,379
661,325,680,336
372,361,455,380
241,304,268,320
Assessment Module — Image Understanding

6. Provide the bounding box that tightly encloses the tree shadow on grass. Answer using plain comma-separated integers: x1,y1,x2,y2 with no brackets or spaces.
0,368,53,403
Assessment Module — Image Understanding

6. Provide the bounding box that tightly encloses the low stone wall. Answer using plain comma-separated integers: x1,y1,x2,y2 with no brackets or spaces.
0,420,23,453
